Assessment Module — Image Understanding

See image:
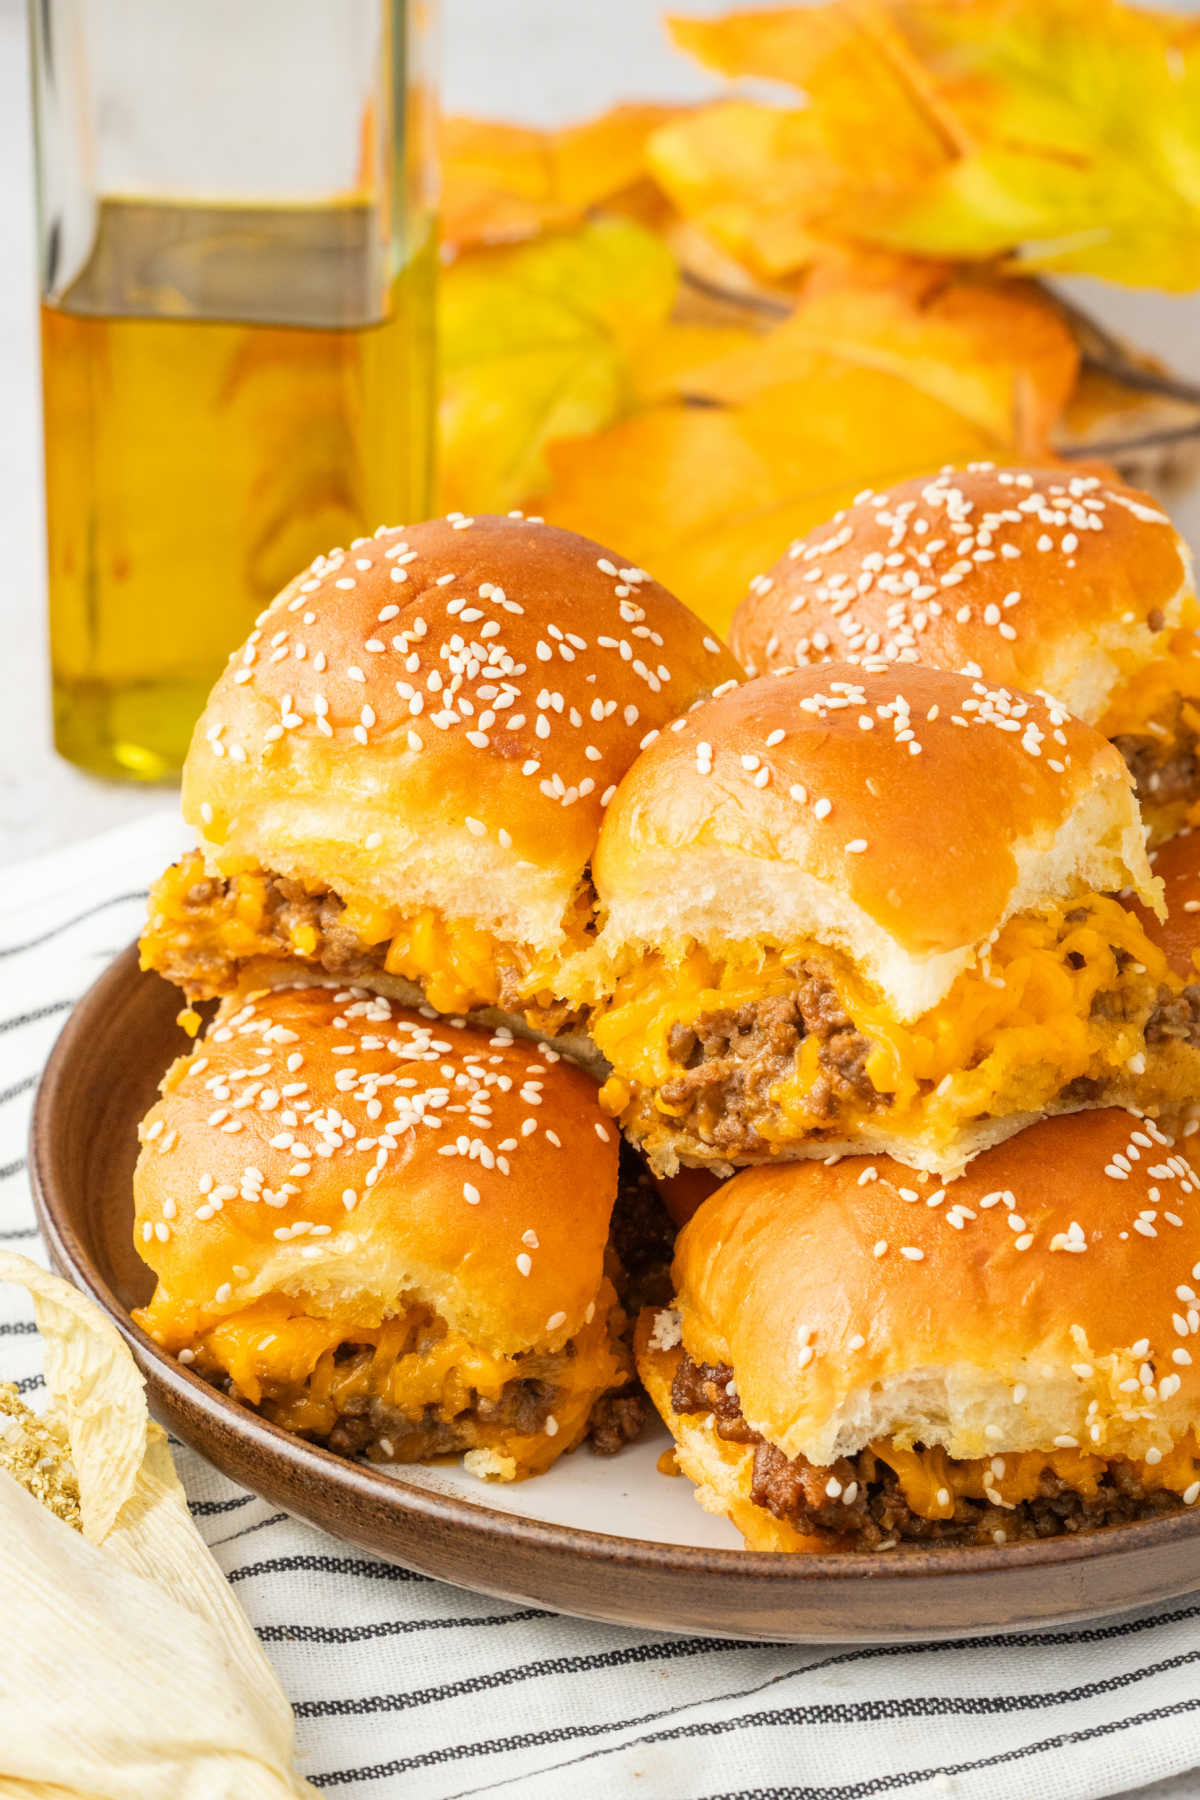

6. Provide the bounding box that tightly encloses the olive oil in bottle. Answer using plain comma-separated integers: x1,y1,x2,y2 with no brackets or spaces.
41,197,435,779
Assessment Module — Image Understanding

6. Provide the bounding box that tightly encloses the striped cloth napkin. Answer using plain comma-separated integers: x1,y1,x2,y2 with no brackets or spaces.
2,811,1199,1800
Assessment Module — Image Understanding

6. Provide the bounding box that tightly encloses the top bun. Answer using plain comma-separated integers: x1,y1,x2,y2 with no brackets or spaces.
183,514,739,961
590,663,1158,1020
134,983,620,1357
671,1110,1200,1468
730,466,1196,724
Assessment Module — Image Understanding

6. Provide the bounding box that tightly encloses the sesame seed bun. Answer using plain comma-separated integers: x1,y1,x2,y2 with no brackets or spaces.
730,467,1199,845
732,466,1194,704
1131,829,1200,982
591,664,1157,1021
168,515,738,1015
132,985,634,1479
650,1109,1200,1477
134,985,619,1355
584,664,1178,1180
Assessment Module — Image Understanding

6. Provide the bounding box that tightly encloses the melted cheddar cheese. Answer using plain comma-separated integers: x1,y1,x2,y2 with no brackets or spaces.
140,851,581,1017
872,1436,1200,1520
593,894,1182,1150
136,1287,630,1480
1098,629,1200,741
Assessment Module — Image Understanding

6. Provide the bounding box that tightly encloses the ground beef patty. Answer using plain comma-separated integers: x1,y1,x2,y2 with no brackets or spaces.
1113,700,1200,815
228,1331,646,1467
610,1144,677,1315
669,1355,1186,1549
651,950,1200,1160
160,870,532,1011
1146,983,1200,1044
657,966,878,1157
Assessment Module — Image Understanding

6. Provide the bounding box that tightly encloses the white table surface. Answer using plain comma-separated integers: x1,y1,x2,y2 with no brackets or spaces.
1,4,1198,1790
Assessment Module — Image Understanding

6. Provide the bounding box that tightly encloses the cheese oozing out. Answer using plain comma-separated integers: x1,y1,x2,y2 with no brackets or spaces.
593,893,1191,1154
136,1282,628,1481
140,850,587,1018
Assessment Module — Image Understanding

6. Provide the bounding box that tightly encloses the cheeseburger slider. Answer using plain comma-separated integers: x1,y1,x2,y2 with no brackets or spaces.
731,467,1199,842
140,514,739,1035
583,663,1200,1179
133,984,641,1478
637,1110,1200,1551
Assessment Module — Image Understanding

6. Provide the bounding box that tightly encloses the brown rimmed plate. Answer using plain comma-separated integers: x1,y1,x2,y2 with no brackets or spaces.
29,944,1200,1643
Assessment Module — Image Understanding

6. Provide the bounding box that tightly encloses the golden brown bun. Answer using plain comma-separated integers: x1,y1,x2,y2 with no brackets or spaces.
670,1110,1200,1470
133,984,619,1355
730,467,1196,719
634,1314,826,1552
207,957,608,1079
184,514,740,962
1131,829,1200,981
590,663,1158,1020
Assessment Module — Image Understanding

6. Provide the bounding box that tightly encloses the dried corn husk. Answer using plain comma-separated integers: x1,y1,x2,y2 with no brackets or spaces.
0,1252,315,1799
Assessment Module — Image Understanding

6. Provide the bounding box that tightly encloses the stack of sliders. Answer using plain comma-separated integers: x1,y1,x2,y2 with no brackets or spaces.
133,514,737,1480
627,465,1200,1550
132,474,1200,1555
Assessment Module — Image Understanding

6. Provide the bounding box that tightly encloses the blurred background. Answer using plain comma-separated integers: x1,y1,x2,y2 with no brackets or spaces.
2,0,1198,860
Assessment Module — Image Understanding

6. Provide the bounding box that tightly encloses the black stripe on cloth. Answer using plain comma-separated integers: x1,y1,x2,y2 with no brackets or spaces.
309,1657,827,1788
0,1158,27,1183
0,999,74,1037
306,1646,1200,1789
0,1320,38,1336
190,1493,257,1517
615,1649,1200,1741
0,1227,40,1243
0,891,147,960
697,1698,1200,1800
209,1511,290,1549
259,1610,549,1645
227,1554,429,1585
0,1074,36,1108
293,1636,757,1719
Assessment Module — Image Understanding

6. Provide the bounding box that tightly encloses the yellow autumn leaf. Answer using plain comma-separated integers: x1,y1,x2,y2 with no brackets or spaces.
627,318,763,406
442,104,683,250
873,0,1200,288
650,5,962,276
648,102,835,276
679,260,1079,453
538,357,1011,636
658,0,1200,289
437,216,677,514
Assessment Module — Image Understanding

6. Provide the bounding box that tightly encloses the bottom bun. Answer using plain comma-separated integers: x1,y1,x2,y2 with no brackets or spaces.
630,1093,1155,1183
230,956,607,1079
